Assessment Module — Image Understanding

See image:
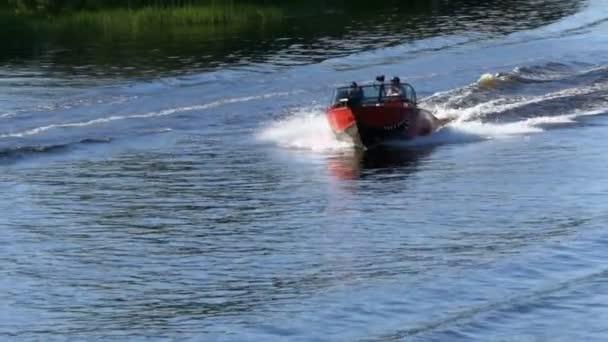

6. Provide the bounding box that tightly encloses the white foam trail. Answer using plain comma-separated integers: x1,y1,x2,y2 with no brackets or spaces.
426,98,515,122
425,81,608,123
1,92,292,139
257,107,353,151
432,108,607,144
258,107,541,151
259,104,607,151
449,120,543,136
525,108,608,125
393,119,544,147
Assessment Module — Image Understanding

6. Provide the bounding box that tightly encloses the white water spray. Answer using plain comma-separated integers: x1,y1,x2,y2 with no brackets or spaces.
257,107,353,151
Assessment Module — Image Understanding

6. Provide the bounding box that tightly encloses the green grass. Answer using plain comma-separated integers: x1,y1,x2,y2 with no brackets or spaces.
0,3,286,64
63,4,282,28
2,4,284,42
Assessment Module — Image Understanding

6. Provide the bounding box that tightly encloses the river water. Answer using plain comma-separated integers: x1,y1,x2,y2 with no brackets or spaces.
2,0,608,340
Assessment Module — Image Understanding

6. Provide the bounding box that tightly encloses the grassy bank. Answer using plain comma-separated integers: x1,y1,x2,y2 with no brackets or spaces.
0,3,285,58
53,4,283,38
1,0,297,14
6,4,282,33
0,3,288,69
61,4,283,28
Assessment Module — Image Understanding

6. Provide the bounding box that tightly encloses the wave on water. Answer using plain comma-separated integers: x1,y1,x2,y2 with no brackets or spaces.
0,138,112,163
0,112,16,119
261,62,608,151
0,92,294,139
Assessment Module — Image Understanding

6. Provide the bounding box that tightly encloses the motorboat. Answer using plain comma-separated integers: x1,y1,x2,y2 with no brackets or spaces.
326,76,448,149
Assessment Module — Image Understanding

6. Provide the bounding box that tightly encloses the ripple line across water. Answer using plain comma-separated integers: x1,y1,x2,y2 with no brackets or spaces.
374,268,608,341
0,92,294,139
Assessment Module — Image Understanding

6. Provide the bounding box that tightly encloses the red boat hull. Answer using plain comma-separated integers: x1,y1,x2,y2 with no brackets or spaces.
327,101,438,148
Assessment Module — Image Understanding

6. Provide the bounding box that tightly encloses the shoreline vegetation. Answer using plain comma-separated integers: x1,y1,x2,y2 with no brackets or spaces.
0,0,353,71
1,1,288,39
0,1,297,64
1,0,293,15
0,0,460,45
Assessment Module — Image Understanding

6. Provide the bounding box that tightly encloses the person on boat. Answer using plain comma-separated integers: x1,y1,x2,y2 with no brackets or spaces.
348,81,363,105
386,76,404,98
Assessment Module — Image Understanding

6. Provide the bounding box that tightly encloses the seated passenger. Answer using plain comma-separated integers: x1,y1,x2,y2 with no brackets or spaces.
386,76,404,98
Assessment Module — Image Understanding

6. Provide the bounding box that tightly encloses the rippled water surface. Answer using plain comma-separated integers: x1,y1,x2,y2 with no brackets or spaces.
2,0,608,340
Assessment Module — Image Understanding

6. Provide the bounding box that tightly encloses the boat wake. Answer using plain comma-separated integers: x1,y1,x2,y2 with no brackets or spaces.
260,62,608,151
0,92,293,139
257,109,544,151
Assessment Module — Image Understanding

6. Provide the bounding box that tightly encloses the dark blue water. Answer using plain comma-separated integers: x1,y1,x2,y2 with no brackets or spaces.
2,0,608,340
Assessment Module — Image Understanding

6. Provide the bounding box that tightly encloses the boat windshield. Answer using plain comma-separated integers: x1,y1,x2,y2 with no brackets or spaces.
332,83,417,106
